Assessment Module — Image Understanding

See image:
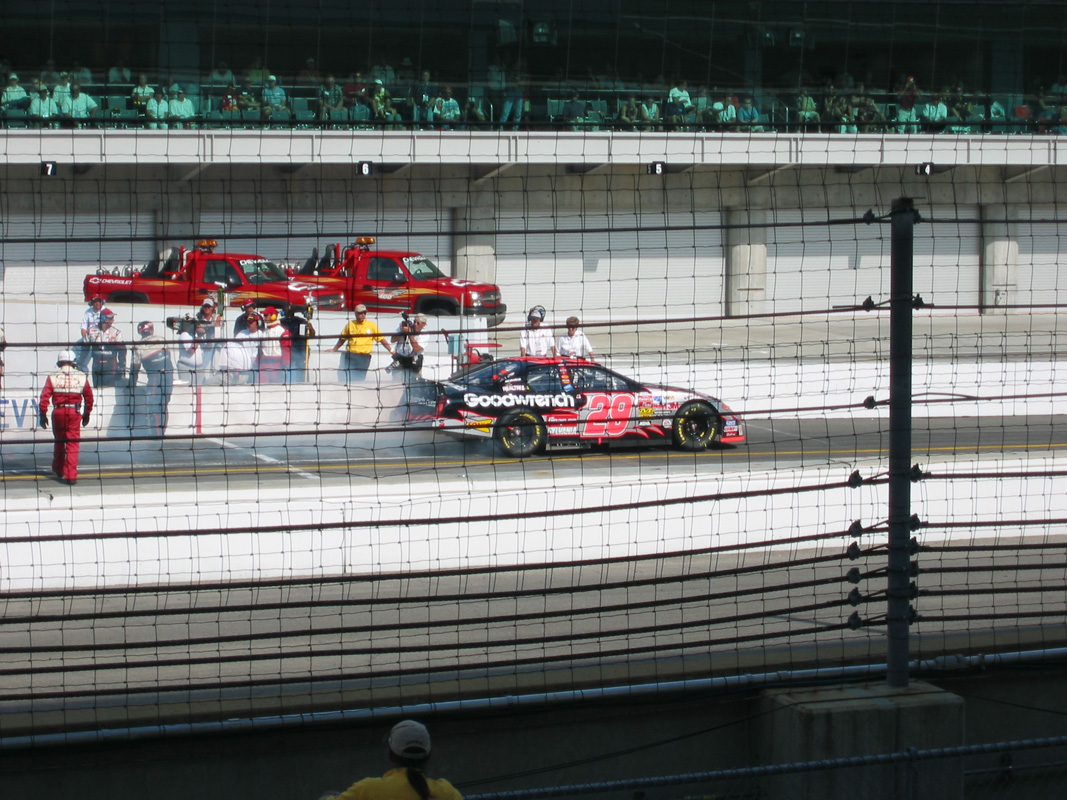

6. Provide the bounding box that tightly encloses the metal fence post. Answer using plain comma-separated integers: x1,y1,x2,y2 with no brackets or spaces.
887,197,917,688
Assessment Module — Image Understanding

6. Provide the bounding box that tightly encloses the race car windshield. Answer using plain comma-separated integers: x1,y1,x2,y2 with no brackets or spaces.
449,360,524,388
403,256,445,280
242,260,288,284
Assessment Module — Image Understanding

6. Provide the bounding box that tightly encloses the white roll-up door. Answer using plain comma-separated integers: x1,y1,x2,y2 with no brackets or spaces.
767,205,980,313
0,212,156,298
1017,205,1066,306
495,209,724,322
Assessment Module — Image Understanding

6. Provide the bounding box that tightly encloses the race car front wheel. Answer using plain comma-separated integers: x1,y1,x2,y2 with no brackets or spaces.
673,401,719,451
497,408,547,458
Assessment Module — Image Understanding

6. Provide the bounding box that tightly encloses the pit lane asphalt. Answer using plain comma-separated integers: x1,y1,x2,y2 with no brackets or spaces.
2,415,1065,498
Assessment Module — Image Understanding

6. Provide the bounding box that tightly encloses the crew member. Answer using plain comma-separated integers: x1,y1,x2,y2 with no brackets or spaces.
39,350,94,486
76,295,104,370
177,318,209,385
129,320,173,435
332,304,393,382
259,306,292,383
519,305,556,357
557,315,595,360
283,305,316,382
390,313,428,375
233,298,256,335
87,308,126,387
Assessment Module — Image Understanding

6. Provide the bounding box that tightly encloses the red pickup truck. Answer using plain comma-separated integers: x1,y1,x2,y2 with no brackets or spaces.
83,239,345,312
293,238,507,326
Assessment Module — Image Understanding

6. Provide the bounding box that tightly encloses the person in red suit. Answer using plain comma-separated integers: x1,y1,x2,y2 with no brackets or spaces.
38,349,94,486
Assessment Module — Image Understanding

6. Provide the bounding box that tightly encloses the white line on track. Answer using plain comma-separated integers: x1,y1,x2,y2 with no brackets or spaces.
206,437,321,481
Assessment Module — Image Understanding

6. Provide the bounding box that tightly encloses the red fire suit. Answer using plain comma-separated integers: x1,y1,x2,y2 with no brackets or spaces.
39,366,95,482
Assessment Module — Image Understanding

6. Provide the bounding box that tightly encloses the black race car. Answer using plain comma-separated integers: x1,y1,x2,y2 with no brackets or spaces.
421,356,745,458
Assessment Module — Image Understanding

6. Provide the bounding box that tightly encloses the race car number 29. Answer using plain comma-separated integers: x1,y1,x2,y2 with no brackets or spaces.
581,393,634,437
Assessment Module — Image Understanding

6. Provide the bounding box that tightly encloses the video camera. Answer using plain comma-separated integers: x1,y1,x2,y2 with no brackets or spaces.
165,314,199,335
399,310,412,332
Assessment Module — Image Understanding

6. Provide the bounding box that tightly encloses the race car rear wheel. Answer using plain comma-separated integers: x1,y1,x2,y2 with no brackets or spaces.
673,401,719,451
497,408,547,458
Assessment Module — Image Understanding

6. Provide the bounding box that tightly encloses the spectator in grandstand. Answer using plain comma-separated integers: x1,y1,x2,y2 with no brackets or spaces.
129,320,173,436
168,86,196,128
259,307,292,384
796,87,820,129
736,96,764,132
342,71,370,110
59,84,99,126
369,56,396,91
163,74,183,97
1050,104,1067,136
260,75,288,118
896,75,921,133
1051,74,1067,101
396,57,416,92
70,60,94,86
715,91,737,128
619,96,640,130
855,97,886,133
296,57,322,89
236,80,261,113
51,72,72,108
220,82,241,112
667,78,694,126
498,58,527,131
317,74,345,121
557,316,595,360
207,61,235,88
321,720,462,800
243,56,269,85
390,313,429,374
432,85,460,129
921,91,949,133
331,303,394,382
145,87,169,129
130,73,154,112
830,97,858,134
989,99,1008,132
560,91,588,130
638,95,661,130
29,86,61,126
1,73,30,111
40,59,61,88
463,97,487,127
409,69,437,129
519,306,555,357
107,59,131,85
38,349,94,487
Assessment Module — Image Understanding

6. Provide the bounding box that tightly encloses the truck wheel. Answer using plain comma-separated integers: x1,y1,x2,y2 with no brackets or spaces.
672,402,719,451
420,303,459,317
497,409,547,458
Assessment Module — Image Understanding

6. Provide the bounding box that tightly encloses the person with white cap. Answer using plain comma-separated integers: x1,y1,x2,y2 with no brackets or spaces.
259,305,292,383
76,295,104,370
38,350,94,486
129,320,173,435
556,315,595,360
518,305,555,357
325,719,462,800
260,74,288,118
332,303,393,382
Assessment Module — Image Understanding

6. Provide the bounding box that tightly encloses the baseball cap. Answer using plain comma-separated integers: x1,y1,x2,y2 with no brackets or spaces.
388,720,431,758
268,75,277,81
263,305,278,317
201,296,217,308
100,308,115,319
241,299,255,310
354,303,368,313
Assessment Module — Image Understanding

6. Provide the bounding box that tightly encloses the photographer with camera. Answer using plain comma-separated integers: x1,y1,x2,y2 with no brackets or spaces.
390,312,429,375
176,314,210,385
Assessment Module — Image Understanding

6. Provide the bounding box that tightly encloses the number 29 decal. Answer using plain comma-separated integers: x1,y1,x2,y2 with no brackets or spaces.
581,393,634,437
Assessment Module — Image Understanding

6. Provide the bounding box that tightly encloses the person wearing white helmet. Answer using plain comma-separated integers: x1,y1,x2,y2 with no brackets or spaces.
323,720,462,800
129,320,173,436
259,306,292,383
86,307,126,387
519,305,556,357
38,350,94,486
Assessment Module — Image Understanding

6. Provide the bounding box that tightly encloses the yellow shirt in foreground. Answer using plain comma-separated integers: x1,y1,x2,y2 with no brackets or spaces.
340,319,385,355
334,767,463,800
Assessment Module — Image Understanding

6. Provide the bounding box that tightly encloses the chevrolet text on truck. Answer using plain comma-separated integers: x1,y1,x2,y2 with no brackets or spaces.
293,238,507,325
83,240,345,311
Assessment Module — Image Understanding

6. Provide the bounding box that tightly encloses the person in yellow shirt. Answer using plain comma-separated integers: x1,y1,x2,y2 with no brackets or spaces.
331,304,394,382
326,720,463,800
